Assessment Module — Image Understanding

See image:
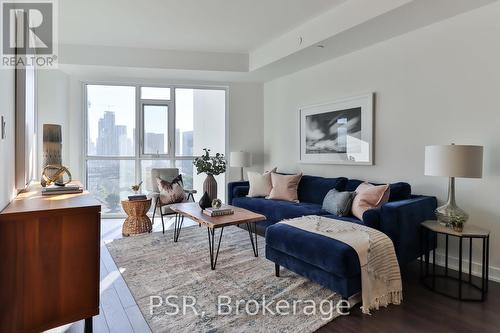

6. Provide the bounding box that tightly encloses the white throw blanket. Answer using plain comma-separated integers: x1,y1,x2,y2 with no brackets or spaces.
280,216,402,314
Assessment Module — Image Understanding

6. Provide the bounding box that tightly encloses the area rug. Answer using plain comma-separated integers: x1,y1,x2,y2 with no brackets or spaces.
106,226,344,333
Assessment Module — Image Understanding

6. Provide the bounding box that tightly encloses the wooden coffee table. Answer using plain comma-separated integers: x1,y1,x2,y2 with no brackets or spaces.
169,202,266,270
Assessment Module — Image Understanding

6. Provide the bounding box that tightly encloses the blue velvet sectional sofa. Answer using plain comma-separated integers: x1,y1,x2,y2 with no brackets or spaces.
228,175,437,298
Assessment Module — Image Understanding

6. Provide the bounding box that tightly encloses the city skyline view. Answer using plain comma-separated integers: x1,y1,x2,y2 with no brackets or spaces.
88,110,194,157
87,85,196,157
85,84,226,214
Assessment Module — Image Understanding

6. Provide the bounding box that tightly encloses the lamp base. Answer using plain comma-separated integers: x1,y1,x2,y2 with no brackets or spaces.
436,177,469,232
435,203,469,232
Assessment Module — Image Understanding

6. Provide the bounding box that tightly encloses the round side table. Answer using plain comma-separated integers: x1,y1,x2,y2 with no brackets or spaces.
420,220,489,301
121,199,152,236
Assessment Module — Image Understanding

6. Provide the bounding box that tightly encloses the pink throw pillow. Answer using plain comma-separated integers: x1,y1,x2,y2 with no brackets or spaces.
351,182,390,220
267,173,303,203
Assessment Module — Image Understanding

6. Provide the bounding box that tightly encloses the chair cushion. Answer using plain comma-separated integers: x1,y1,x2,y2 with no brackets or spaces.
297,175,348,204
161,205,176,215
266,222,361,278
150,168,180,193
232,197,323,222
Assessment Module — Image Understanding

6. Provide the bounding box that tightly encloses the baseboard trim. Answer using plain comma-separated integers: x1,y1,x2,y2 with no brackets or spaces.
420,250,500,283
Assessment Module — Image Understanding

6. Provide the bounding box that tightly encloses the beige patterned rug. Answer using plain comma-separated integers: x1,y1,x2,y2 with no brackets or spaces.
106,226,343,333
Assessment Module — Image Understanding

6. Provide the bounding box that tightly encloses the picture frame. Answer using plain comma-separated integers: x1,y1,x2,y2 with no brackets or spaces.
299,92,374,165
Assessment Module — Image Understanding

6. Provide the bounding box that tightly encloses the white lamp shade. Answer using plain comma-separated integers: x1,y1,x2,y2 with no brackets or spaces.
425,145,483,178
230,151,251,167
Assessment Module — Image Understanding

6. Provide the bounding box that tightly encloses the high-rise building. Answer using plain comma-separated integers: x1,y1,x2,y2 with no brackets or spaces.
145,133,164,155
116,125,128,155
182,130,193,156
96,111,120,155
175,128,181,154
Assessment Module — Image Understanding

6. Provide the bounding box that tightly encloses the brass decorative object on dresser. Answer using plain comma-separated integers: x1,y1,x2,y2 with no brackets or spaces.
41,164,73,186
0,182,101,333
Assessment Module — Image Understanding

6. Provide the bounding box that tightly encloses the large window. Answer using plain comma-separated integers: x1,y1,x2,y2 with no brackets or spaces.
87,85,136,156
142,105,169,155
85,85,226,216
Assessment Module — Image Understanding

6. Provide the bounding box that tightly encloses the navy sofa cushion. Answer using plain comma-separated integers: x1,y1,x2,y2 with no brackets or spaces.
266,246,361,298
266,223,361,278
322,214,363,225
227,181,250,204
252,220,275,236
379,195,437,264
232,196,324,222
298,175,347,204
232,185,249,200
346,179,411,202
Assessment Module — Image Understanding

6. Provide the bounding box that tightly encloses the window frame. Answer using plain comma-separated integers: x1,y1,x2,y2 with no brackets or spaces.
140,86,172,100
83,83,229,218
140,100,172,158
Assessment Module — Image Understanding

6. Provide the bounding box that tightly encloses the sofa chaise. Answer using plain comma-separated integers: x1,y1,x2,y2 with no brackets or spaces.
228,175,437,298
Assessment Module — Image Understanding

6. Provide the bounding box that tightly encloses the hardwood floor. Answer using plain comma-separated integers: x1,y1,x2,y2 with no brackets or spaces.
46,216,193,333
46,218,499,333
320,262,500,333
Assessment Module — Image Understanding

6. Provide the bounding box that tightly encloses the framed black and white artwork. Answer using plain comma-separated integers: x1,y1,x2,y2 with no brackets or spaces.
299,93,374,165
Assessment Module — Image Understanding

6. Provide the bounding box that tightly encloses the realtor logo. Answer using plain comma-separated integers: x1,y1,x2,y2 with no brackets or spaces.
1,0,58,68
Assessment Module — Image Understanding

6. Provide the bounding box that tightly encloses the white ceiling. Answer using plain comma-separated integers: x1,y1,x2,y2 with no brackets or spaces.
58,0,499,82
59,0,345,53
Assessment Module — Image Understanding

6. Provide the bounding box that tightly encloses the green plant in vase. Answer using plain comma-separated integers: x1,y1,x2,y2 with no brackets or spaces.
193,148,226,201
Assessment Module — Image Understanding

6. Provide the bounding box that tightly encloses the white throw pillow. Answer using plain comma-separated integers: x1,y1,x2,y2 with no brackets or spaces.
247,168,277,197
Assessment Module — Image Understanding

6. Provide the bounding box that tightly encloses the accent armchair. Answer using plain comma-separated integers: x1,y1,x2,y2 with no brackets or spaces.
147,168,197,233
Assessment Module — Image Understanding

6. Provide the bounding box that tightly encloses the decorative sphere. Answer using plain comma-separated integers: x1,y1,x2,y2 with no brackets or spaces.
211,198,222,209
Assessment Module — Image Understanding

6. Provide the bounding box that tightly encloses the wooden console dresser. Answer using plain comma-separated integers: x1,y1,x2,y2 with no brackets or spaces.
0,183,101,333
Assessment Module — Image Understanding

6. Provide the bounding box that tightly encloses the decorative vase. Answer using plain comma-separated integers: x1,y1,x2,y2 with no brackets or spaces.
199,191,212,210
42,124,62,186
203,174,217,201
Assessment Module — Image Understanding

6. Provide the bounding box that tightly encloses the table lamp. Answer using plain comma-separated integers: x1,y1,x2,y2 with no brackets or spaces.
230,151,251,181
424,144,483,231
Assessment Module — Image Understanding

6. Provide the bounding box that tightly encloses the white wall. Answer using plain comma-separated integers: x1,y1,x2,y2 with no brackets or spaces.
228,83,265,180
192,89,227,200
0,68,16,210
37,70,70,176
264,3,500,278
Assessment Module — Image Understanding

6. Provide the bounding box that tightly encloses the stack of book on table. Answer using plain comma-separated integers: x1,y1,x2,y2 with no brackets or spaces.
128,194,148,201
41,184,84,195
203,206,234,217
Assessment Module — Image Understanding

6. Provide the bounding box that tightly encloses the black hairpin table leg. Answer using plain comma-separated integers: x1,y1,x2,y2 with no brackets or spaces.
246,222,259,257
173,214,184,242
207,227,224,270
